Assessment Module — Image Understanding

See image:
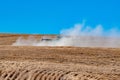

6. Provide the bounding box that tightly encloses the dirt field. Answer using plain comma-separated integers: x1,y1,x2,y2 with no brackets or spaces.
0,34,120,80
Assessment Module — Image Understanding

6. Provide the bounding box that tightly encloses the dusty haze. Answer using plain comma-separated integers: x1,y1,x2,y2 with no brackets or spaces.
12,23,120,48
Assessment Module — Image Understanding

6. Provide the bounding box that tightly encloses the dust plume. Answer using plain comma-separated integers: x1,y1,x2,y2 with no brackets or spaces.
12,23,120,48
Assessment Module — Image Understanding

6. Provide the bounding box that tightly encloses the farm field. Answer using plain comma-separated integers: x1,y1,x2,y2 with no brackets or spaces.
0,34,120,80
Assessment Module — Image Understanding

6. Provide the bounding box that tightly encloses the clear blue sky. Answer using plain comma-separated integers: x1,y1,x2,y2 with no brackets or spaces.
0,0,120,34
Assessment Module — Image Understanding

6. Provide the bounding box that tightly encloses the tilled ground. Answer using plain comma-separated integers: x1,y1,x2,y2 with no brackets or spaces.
0,61,115,80
0,46,120,80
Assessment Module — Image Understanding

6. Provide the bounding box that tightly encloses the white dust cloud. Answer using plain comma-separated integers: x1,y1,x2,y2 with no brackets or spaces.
12,23,120,48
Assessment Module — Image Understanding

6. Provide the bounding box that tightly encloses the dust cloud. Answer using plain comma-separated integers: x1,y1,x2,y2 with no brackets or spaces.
12,23,120,48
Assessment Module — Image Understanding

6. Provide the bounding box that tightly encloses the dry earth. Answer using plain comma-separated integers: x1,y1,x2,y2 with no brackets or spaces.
0,34,120,80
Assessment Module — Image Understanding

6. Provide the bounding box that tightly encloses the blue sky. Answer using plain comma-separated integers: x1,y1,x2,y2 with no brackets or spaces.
0,0,120,34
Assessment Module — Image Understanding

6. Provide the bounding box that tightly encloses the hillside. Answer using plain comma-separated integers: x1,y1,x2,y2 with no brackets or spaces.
0,34,120,80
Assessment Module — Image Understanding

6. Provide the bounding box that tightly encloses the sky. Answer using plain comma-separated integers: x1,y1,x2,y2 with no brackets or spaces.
0,0,120,34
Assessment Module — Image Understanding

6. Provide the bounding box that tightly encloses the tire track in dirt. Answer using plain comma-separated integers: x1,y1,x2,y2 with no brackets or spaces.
0,68,105,80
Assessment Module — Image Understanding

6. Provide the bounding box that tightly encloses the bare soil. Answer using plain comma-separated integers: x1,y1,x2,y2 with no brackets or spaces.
0,34,120,80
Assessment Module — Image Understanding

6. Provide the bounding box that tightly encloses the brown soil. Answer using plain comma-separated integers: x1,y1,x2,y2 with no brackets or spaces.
0,34,120,80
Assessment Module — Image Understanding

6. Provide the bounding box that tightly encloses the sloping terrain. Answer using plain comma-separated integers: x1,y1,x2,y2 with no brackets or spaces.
0,34,120,80
0,34,56,45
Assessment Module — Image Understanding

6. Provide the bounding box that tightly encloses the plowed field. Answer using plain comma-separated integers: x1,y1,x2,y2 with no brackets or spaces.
0,34,120,80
